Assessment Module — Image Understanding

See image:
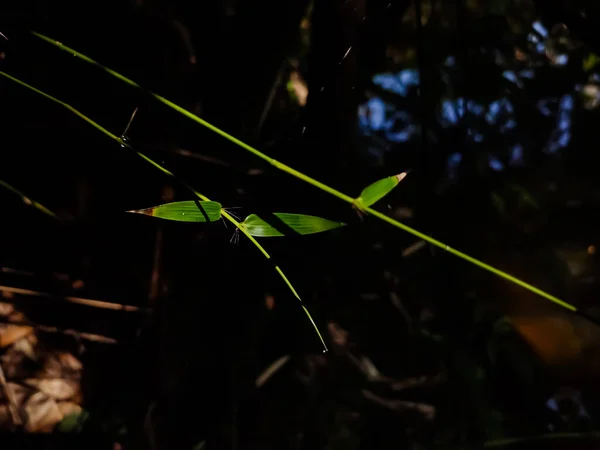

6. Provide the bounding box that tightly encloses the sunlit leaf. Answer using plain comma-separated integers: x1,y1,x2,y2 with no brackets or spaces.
355,173,407,208
127,200,222,222
241,213,345,237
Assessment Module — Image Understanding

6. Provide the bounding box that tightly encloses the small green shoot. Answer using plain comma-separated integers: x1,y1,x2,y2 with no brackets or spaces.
241,213,346,237
355,172,408,209
127,200,222,222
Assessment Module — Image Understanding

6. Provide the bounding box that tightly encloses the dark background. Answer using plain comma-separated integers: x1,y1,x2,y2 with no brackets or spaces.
1,0,600,449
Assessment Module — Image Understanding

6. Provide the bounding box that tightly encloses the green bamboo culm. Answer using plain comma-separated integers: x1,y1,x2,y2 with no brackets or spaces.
0,70,327,353
26,31,583,319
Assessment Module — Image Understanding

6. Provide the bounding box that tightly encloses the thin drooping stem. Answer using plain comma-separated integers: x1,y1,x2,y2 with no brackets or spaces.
0,70,327,352
28,32,582,317
0,179,59,219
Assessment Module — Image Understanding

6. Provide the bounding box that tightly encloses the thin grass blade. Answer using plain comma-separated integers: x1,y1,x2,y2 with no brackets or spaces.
0,179,59,219
127,200,221,222
242,213,346,237
356,172,407,208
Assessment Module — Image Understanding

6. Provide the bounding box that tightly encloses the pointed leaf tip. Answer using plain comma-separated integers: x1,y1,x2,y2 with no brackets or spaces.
395,172,408,183
242,213,346,237
127,200,222,222
356,172,408,208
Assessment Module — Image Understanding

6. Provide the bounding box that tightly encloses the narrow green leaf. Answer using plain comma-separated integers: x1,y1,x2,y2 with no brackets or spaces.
242,213,345,237
127,201,222,222
0,179,59,219
355,172,407,208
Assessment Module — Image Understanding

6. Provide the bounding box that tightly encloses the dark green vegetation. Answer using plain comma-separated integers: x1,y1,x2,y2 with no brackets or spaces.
1,0,600,449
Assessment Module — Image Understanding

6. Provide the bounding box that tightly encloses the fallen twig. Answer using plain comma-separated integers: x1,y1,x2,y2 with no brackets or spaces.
256,355,290,388
0,285,148,313
0,317,117,344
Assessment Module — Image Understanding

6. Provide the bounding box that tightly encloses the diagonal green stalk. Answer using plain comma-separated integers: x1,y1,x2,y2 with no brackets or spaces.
0,70,327,352
28,31,582,317
0,179,59,219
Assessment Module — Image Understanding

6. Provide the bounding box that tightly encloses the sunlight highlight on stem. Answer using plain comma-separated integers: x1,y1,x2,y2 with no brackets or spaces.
0,70,327,352
27,31,582,318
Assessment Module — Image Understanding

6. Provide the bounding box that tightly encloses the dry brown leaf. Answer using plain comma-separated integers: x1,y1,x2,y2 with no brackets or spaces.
23,391,63,432
42,355,64,378
265,295,275,311
289,71,308,106
24,378,79,401
7,382,33,405
392,207,414,219
0,404,11,428
13,337,37,361
58,353,83,372
57,401,82,417
1,348,33,379
0,383,31,428
328,322,349,347
0,325,34,348
42,353,83,378
0,302,14,316
26,332,38,345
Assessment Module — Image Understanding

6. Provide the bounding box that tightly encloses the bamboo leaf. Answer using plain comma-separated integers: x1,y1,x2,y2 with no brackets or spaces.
127,201,222,222
355,173,407,208
0,70,328,353
13,36,591,338
242,213,345,237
